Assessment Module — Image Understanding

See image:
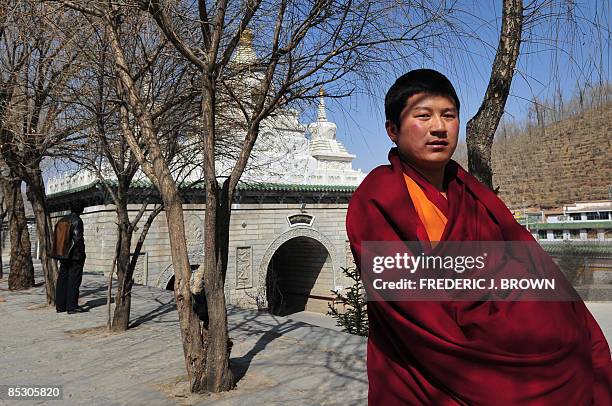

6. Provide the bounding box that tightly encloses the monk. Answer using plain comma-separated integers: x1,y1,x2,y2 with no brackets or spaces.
346,69,611,405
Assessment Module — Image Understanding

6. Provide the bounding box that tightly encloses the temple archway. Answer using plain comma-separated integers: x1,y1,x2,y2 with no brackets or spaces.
266,236,334,315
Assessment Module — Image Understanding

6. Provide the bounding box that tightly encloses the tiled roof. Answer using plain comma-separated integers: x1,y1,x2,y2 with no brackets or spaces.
46,180,101,198
234,183,356,193
540,242,612,256
46,179,357,198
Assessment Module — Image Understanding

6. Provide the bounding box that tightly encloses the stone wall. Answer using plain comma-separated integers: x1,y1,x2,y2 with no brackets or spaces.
492,103,612,209
225,203,352,310
52,202,354,313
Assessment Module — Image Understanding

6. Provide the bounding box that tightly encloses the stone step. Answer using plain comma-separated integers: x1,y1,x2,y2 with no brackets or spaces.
575,284,612,301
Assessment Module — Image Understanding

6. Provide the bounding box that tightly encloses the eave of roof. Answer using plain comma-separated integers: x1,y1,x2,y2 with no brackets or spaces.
46,179,357,198
532,221,612,230
539,242,612,257
46,181,99,198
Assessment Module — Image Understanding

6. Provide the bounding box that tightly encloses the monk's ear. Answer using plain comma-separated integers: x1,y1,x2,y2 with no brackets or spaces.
385,120,399,143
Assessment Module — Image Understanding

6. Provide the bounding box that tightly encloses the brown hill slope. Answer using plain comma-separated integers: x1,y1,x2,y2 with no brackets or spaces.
491,103,612,209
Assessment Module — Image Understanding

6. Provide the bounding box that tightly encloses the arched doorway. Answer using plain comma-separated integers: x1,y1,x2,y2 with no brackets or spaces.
266,236,334,316
165,276,174,291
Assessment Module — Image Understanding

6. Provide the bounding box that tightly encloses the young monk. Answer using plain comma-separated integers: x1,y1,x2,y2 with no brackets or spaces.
346,69,611,405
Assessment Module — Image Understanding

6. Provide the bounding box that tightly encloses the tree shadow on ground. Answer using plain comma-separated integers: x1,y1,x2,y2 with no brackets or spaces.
129,298,176,329
230,317,305,382
225,306,368,397
82,297,113,310
79,285,108,298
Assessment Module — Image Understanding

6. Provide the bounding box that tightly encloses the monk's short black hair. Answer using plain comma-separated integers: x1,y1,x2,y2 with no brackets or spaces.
385,69,460,127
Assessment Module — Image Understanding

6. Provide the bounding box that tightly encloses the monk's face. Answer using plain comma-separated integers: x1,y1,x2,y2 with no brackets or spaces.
385,93,459,171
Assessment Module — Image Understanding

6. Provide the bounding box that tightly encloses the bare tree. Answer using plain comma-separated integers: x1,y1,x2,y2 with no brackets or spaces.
0,3,36,290
0,163,35,289
0,186,6,278
69,15,198,330
0,1,89,303
466,0,523,190
467,0,609,189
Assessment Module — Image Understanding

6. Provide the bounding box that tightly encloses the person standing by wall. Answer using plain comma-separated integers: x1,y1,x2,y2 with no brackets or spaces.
52,202,86,314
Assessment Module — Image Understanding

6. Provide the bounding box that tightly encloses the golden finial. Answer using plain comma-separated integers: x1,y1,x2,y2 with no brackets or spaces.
240,28,254,45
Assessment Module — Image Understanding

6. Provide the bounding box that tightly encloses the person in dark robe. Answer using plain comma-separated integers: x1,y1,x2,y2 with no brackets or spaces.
55,202,87,314
346,69,611,405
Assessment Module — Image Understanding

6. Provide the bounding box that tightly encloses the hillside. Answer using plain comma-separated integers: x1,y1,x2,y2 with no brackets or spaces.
488,103,611,209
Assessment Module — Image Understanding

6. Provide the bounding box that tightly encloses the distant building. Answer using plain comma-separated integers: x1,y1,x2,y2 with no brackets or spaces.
514,200,612,293
519,200,612,242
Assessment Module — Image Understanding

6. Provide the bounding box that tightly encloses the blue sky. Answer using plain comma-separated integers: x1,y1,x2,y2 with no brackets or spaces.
42,1,610,183
313,0,611,173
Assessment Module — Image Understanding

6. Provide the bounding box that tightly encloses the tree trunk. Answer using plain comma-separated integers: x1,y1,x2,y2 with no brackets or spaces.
25,169,57,304
107,249,117,331
164,197,207,392
1,176,34,290
111,200,133,332
466,0,523,190
111,199,163,332
203,181,234,392
0,230,3,279
0,177,6,280
104,17,206,391
0,216,4,279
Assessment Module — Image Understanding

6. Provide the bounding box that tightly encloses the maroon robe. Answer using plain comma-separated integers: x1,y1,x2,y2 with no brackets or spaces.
346,148,611,405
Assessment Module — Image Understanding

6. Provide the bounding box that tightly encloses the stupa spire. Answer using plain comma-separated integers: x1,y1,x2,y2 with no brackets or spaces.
232,28,258,66
317,87,327,121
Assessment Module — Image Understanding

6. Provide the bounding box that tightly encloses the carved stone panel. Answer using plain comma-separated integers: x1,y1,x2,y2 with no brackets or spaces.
345,240,355,269
185,217,203,248
184,216,204,265
236,246,253,289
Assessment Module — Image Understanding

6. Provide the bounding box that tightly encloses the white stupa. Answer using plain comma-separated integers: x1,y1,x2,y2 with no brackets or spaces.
228,86,365,186
209,29,365,187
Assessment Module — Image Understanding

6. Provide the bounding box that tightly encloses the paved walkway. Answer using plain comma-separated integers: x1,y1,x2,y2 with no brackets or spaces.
0,270,610,405
0,271,366,406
